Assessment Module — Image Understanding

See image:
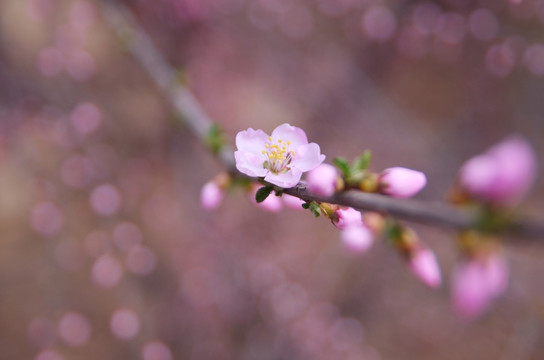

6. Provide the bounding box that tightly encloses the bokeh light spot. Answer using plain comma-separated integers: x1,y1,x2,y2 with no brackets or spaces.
57,312,91,347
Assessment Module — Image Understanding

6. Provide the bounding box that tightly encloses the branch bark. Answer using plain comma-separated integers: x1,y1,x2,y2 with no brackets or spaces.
101,1,544,241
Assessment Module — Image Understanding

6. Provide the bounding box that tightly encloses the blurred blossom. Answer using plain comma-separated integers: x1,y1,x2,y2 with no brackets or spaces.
362,6,397,42
378,167,427,198
54,240,85,271
142,340,173,360
435,13,466,44
26,0,54,22
200,181,224,210
125,245,157,275
28,317,56,348
84,230,111,258
397,25,430,59
282,193,305,210
412,2,441,35
485,43,517,77
34,349,64,360
250,184,283,212
452,255,509,318
37,48,64,77
306,163,338,197
407,248,442,288
113,221,143,251
459,135,536,205
60,154,94,189
57,312,91,347
66,50,96,81
468,9,499,41
110,308,140,340
30,202,64,237
523,43,544,76
70,102,102,136
69,1,97,29
90,184,122,216
91,254,123,288
340,224,373,253
278,4,314,39
270,282,308,321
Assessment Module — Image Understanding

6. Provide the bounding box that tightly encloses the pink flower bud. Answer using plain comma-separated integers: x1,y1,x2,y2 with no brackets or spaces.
459,135,536,205
341,224,373,253
452,255,508,319
200,181,224,210
306,163,338,197
407,248,442,288
334,207,362,230
379,167,427,198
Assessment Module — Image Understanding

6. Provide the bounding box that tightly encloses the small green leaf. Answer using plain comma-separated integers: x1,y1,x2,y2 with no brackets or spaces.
301,203,310,209
255,186,273,203
333,157,351,178
308,202,322,217
352,150,372,171
206,124,225,155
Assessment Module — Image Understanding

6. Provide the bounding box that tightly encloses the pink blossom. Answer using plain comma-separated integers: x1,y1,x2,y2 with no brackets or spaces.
340,224,373,252
407,248,442,288
282,194,305,210
459,135,536,205
379,167,427,198
306,163,338,197
200,181,224,210
452,255,509,318
334,207,374,252
235,124,325,188
334,207,362,230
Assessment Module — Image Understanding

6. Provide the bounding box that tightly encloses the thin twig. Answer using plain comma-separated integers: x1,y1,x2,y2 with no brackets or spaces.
101,1,544,241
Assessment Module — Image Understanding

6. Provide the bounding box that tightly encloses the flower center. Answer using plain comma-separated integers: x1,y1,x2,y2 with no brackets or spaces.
262,137,295,174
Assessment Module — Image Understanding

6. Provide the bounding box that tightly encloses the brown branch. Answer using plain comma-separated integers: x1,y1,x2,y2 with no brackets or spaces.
101,1,544,241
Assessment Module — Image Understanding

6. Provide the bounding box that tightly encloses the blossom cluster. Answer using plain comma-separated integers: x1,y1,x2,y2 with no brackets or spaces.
201,123,537,319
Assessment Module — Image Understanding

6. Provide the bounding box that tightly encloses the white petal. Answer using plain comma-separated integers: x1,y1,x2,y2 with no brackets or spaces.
264,168,302,188
270,123,308,148
236,128,270,153
291,143,325,172
235,151,268,177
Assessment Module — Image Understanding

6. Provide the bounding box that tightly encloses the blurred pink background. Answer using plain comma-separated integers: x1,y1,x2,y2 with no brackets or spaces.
1,0,544,359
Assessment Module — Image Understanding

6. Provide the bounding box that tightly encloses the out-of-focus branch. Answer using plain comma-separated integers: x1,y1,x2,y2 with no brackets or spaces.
101,1,544,241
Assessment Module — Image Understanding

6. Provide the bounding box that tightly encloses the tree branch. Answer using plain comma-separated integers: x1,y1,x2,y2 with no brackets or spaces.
101,1,544,241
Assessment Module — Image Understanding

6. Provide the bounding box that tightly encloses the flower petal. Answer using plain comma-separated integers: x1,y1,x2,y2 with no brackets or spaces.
235,151,268,177
264,168,302,188
270,123,308,148
236,128,270,153
291,143,325,172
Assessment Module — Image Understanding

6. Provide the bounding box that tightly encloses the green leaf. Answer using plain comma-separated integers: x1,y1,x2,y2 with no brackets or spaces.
206,124,225,155
352,150,372,172
308,202,322,217
333,157,351,178
255,186,273,203
301,203,310,209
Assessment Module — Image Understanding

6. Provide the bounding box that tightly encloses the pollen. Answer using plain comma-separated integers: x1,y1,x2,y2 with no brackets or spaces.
262,137,295,174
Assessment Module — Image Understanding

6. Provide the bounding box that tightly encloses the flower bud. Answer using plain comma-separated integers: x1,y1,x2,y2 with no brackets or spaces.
452,254,508,318
306,164,339,197
334,207,362,230
459,135,536,205
200,181,224,210
341,224,373,253
379,167,427,198
407,248,442,288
